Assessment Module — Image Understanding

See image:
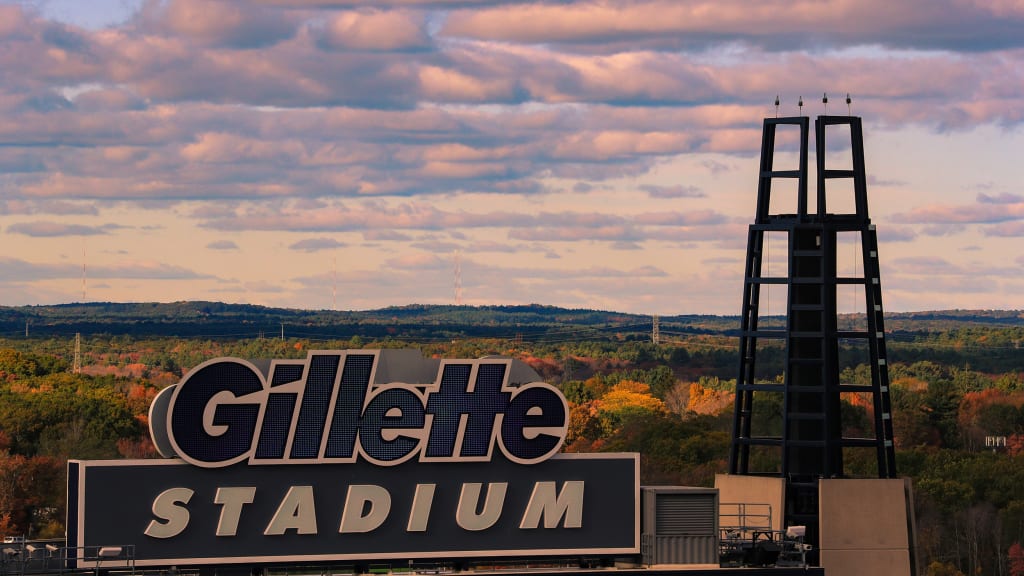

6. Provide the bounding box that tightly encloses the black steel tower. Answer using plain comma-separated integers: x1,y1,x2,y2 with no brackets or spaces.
729,115,897,545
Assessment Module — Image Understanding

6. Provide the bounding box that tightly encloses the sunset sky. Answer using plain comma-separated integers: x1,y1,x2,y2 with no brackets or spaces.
1,0,1023,315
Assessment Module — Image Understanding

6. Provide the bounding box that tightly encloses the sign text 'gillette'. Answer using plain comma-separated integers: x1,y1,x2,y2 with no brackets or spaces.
152,350,568,467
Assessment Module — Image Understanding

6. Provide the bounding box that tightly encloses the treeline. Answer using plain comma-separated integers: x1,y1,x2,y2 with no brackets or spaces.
4,301,1021,341
0,348,155,537
1,318,1024,574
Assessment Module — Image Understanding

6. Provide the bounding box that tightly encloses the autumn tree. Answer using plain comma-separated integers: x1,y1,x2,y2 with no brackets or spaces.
595,380,666,436
1010,542,1024,576
685,382,733,415
0,452,62,537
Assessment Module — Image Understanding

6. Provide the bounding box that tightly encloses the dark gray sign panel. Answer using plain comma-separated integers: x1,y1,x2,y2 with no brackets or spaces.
68,454,638,567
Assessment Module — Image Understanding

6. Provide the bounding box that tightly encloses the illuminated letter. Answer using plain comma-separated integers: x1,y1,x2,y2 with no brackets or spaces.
265,486,317,535
323,353,378,460
214,487,256,536
339,485,391,533
253,362,305,461
519,481,584,529
500,385,568,463
425,363,510,459
168,359,264,467
456,482,507,531
406,484,435,532
144,487,194,539
291,354,345,459
359,388,426,464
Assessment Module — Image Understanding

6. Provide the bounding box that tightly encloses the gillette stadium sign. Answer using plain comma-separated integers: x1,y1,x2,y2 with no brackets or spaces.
67,350,639,567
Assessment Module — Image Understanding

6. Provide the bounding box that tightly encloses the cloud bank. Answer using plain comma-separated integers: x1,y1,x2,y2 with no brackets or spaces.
1,0,1022,313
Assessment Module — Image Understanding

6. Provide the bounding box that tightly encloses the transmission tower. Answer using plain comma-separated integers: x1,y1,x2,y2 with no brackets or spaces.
652,315,660,344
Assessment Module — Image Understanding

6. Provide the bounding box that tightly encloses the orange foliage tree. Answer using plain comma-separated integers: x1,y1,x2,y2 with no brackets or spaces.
595,380,666,434
958,388,1024,449
685,382,733,415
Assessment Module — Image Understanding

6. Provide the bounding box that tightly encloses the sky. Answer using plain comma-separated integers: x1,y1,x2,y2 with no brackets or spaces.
1,0,1023,316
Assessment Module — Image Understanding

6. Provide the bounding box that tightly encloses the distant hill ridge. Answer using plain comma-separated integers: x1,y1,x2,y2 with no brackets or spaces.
0,301,1021,339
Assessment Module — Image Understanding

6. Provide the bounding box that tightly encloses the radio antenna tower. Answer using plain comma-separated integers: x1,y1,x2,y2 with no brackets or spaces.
454,249,463,306
81,243,87,302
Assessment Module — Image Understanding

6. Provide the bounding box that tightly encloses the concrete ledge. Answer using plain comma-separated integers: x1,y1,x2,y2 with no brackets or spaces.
820,549,911,576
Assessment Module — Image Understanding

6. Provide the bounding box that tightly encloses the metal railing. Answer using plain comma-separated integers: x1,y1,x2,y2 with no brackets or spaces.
0,542,139,576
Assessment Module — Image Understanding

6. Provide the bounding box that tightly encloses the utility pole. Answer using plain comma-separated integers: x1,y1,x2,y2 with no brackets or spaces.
280,323,285,340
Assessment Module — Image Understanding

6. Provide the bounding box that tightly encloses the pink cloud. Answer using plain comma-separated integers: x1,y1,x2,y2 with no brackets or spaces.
442,0,1024,51
135,0,298,48
319,10,431,51
194,200,739,244
890,256,960,275
5,221,113,237
985,222,1024,237
289,237,347,252
509,225,636,242
362,230,412,241
72,87,148,112
207,240,239,250
0,256,207,281
639,184,704,198
897,200,1024,224
0,199,98,216
978,192,1024,204
877,227,918,242
633,210,727,226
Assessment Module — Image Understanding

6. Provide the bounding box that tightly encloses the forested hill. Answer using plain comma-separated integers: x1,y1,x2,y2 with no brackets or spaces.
0,301,725,340
0,303,1023,574
0,301,1022,341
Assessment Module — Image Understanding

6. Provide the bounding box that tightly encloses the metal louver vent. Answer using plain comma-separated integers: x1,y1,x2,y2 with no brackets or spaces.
655,494,715,535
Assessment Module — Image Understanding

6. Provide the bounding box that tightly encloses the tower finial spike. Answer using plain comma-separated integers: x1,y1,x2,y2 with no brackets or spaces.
775,94,780,118
823,92,828,115
798,96,803,116
846,93,852,116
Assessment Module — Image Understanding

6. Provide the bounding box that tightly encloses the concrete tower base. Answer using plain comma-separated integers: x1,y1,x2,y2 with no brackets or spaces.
818,477,917,576
715,475,917,575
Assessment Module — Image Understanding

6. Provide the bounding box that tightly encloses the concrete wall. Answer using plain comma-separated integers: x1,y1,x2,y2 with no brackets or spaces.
714,474,785,533
818,478,915,576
